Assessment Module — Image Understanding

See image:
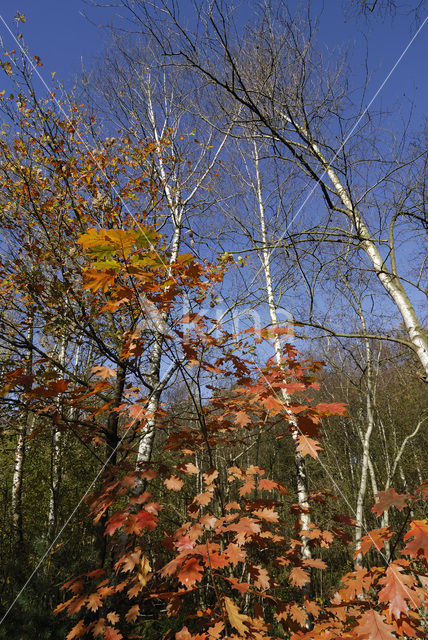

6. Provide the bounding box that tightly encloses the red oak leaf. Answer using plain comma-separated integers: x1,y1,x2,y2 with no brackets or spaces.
92,618,105,637
125,604,140,623
238,477,255,496
289,566,310,588
250,565,270,590
164,475,184,491
355,609,396,640
225,543,246,566
356,527,393,557
86,592,102,612
106,612,119,624
402,520,428,561
91,366,116,379
224,596,248,635
258,478,278,491
105,511,126,536
378,563,419,619
177,462,200,474
104,627,122,640
178,557,204,588
290,603,307,626
207,621,225,638
295,434,322,458
135,509,158,530
203,469,219,485
372,488,409,516
66,621,86,640
252,507,279,522
235,410,252,427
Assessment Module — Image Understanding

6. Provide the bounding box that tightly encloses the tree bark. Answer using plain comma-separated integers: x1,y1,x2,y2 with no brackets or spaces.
11,314,34,545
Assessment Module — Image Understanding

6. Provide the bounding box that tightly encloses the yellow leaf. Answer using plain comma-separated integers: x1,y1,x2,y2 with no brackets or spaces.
83,269,115,293
137,555,152,587
224,596,248,636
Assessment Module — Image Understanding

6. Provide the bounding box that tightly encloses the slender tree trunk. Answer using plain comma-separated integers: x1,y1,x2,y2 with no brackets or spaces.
253,143,313,584
11,314,34,545
46,429,62,540
136,81,232,465
47,338,67,540
308,140,428,375
135,86,183,465
354,324,375,568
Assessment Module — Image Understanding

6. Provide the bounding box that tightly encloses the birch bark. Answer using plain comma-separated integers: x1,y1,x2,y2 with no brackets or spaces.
11,314,34,544
253,143,313,577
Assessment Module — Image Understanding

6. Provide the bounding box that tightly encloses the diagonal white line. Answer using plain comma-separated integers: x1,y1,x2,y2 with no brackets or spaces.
0,14,177,279
0,10,423,624
0,354,179,627
237,328,424,612
0,13,189,623
244,15,427,294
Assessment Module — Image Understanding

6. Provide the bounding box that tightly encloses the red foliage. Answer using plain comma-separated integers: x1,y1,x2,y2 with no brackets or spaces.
46,224,428,640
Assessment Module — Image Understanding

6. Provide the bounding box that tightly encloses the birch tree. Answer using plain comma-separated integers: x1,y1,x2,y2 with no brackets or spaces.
116,0,428,376
81,40,238,465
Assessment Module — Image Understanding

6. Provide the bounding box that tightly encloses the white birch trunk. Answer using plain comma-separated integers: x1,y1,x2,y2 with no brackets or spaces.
308,140,428,375
47,338,67,539
253,143,313,571
354,310,376,568
136,84,232,465
11,316,34,544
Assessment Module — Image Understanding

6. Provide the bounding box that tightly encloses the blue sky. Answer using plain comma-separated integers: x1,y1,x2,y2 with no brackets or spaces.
0,0,426,125
0,1,425,342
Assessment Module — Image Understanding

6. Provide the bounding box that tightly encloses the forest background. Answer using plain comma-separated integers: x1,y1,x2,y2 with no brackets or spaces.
0,1,427,639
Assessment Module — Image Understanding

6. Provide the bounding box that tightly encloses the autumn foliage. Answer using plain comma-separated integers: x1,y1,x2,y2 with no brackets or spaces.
0,75,426,640
46,225,427,640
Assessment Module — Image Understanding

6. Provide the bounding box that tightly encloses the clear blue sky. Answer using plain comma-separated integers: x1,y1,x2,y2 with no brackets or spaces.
0,0,426,125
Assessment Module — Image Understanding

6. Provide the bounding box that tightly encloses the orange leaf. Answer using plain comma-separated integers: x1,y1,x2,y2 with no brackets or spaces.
355,609,396,640
178,462,200,474
356,527,393,557
295,434,322,458
164,475,184,491
302,557,327,570
235,410,252,427
104,627,122,640
125,604,140,623
289,603,307,626
289,566,310,588
402,520,428,561
207,621,225,638
92,618,105,637
91,365,117,379
372,488,409,516
66,621,86,640
225,543,246,566
258,478,278,492
83,269,115,293
86,592,102,612
137,555,152,587
193,490,214,506
262,395,284,414
378,563,418,619
119,550,141,573
252,507,279,522
106,612,119,624
250,565,270,590
238,477,255,496
177,557,204,588
105,512,126,536
203,469,218,485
